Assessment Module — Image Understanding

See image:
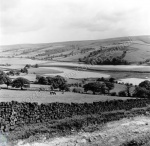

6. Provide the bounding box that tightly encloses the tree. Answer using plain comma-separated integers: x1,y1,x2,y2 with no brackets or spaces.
16,71,20,76
83,82,103,94
110,92,117,96
12,77,30,90
109,77,115,83
23,67,28,74
125,84,131,97
118,91,127,97
52,75,66,89
105,82,114,93
35,64,39,68
78,58,82,62
101,83,109,94
139,80,150,90
9,70,15,76
20,67,28,74
133,80,150,98
133,87,150,98
0,71,12,88
46,76,54,85
25,64,31,68
59,83,69,91
38,76,48,85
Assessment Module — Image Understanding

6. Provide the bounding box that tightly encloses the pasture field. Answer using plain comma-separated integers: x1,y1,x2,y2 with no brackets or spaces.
0,89,130,104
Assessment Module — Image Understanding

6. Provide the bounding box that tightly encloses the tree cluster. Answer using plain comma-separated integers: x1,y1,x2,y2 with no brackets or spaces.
79,50,129,65
36,75,69,91
133,80,150,98
0,71,30,90
83,81,114,94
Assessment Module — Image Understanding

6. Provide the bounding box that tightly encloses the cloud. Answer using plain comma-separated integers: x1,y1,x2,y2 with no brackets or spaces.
0,0,46,34
0,0,19,11
0,0,150,45
64,0,150,35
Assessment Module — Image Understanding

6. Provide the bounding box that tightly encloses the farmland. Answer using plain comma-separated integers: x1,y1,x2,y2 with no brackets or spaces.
1,35,150,146
0,90,130,104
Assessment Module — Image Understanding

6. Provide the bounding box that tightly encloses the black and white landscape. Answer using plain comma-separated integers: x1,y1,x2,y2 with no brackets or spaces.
0,0,150,146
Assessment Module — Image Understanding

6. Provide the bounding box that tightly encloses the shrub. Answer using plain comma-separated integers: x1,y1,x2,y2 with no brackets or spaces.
109,77,115,83
72,88,82,93
35,64,39,68
118,91,127,97
110,92,117,96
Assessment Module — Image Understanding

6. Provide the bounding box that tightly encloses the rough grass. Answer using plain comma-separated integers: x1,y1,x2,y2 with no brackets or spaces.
11,115,150,146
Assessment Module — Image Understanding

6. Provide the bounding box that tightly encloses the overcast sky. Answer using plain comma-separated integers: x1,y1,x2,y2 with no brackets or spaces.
0,0,150,45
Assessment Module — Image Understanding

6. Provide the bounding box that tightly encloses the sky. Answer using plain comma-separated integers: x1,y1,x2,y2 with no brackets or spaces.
0,0,150,45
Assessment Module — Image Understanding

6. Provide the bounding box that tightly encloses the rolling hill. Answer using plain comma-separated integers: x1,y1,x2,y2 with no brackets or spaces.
0,35,150,65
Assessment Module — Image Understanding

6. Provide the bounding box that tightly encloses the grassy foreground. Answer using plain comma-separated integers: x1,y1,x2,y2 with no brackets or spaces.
1,98,150,146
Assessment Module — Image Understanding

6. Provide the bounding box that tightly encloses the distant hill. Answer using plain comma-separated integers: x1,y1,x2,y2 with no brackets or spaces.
0,35,150,64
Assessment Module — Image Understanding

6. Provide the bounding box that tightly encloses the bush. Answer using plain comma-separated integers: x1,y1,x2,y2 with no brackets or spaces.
34,64,39,68
109,77,115,83
110,92,117,96
133,87,150,98
25,64,31,68
38,77,48,85
65,86,70,92
72,88,82,93
118,91,127,97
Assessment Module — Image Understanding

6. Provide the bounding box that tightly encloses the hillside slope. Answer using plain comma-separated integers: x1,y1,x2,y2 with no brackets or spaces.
0,35,150,64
